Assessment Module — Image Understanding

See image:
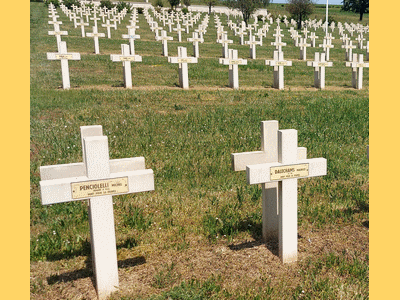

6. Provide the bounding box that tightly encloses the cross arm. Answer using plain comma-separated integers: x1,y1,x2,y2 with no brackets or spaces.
219,58,247,65
266,60,292,67
40,157,147,180
232,147,306,172
48,31,68,35
47,52,81,60
110,54,143,62
246,157,327,185
40,169,154,205
168,57,198,64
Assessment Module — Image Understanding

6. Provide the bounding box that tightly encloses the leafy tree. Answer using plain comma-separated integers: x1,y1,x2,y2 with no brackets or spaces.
183,0,191,6
168,0,180,9
204,0,217,15
341,0,369,21
225,0,271,25
286,0,315,29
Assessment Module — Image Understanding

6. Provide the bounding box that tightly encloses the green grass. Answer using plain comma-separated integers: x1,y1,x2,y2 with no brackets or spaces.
30,2,368,299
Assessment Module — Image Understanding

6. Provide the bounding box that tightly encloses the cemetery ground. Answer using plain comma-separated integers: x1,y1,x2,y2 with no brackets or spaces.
30,2,368,299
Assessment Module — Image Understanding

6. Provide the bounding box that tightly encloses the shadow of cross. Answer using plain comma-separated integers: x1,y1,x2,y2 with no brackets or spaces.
39,125,154,299
244,123,327,264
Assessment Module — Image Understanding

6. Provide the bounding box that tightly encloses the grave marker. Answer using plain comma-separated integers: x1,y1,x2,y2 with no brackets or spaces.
122,28,140,55
110,44,142,88
46,41,80,89
245,35,261,59
102,20,117,39
232,121,307,241
86,26,105,54
345,53,369,89
156,30,173,57
39,125,154,299
217,33,233,58
219,49,247,89
307,52,333,89
298,38,311,61
168,47,198,89
243,123,327,263
187,32,204,58
265,51,292,90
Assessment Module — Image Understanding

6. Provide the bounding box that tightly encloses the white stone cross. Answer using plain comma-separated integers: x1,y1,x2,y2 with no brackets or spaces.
319,39,334,61
195,26,207,40
245,35,261,59
166,18,174,32
48,19,62,31
168,47,198,89
173,23,185,42
86,26,105,54
346,53,369,89
302,27,310,39
48,28,68,52
102,19,117,39
70,13,80,28
110,44,142,88
122,28,141,55
76,18,89,38
306,52,333,89
219,49,247,90
236,28,248,45
90,11,100,28
39,125,154,299
363,41,369,61
271,36,287,52
243,123,327,263
156,30,173,57
187,32,204,58
217,33,233,58
341,40,356,61
255,28,266,46
231,120,307,248
298,38,311,61
265,51,293,90
216,26,227,40
291,31,301,47
46,41,80,89
309,32,318,47
356,33,366,49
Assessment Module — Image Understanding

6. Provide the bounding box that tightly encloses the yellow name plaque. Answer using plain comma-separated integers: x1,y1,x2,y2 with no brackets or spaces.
55,54,73,59
318,62,330,67
120,57,137,61
276,61,288,66
71,177,129,200
178,58,193,63
229,60,243,64
270,164,309,181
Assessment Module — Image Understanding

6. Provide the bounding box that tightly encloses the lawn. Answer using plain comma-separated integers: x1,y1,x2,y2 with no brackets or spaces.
30,2,368,299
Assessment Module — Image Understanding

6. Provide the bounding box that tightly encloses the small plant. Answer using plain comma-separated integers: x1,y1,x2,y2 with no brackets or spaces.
99,0,114,10
43,0,59,7
137,7,144,14
181,7,189,14
62,0,79,9
155,0,164,7
116,1,131,13
153,262,181,289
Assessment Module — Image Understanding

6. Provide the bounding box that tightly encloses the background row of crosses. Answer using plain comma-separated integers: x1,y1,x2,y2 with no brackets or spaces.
47,4,368,90
50,3,368,64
